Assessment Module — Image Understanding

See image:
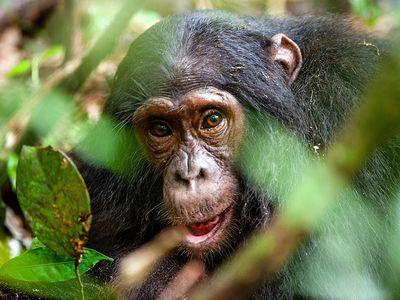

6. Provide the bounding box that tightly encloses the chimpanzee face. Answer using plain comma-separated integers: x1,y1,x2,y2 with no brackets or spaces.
133,87,244,254
124,23,302,256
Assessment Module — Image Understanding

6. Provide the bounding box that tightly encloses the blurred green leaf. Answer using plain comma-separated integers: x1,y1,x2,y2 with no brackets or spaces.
30,90,75,137
41,45,65,60
237,112,312,203
0,197,11,268
6,60,32,78
30,238,46,250
349,0,384,23
77,116,144,176
1,273,117,300
0,82,31,125
0,237,12,269
6,152,19,191
0,246,112,282
84,2,119,40
132,10,161,26
290,192,386,299
5,45,63,81
16,146,92,258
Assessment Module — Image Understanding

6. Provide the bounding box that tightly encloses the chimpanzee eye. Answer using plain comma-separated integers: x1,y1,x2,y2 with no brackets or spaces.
149,122,172,137
202,112,224,129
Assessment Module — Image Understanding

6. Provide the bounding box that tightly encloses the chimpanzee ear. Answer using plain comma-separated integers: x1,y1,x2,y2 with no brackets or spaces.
267,33,302,85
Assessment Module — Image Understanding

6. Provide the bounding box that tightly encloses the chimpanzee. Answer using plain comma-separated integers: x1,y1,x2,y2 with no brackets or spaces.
79,10,400,299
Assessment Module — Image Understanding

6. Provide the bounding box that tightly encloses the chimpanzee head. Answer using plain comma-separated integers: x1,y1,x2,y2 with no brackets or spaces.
106,11,304,257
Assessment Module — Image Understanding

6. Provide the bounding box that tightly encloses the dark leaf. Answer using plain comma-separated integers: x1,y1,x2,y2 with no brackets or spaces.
16,146,92,257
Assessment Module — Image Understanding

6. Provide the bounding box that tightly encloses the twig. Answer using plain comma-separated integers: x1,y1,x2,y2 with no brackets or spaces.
115,227,185,297
63,0,81,63
158,260,206,300
75,254,85,300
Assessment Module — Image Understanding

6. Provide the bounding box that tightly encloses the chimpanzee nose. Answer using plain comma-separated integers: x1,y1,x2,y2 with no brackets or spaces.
175,165,206,184
174,150,208,185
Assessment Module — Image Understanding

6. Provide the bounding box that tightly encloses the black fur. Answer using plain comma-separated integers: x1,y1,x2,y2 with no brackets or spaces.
81,11,400,299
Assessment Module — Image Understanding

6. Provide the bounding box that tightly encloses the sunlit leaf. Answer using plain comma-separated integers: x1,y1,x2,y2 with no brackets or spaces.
6,60,32,78
16,146,92,258
0,246,112,282
41,45,65,60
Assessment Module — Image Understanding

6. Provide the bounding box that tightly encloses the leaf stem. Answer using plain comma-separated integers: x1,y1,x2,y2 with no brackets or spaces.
75,254,85,300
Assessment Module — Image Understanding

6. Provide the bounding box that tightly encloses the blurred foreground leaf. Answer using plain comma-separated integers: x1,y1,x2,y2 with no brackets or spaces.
0,198,11,268
0,237,12,269
0,246,112,282
5,45,64,79
16,146,92,258
6,152,18,191
30,237,46,250
41,45,65,61
77,116,144,176
6,60,32,78
0,273,116,300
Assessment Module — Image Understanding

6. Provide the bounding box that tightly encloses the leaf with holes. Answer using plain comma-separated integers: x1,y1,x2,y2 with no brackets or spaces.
16,146,92,258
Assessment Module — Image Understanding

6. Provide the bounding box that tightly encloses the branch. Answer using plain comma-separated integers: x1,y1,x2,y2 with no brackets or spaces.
114,227,185,297
57,0,144,92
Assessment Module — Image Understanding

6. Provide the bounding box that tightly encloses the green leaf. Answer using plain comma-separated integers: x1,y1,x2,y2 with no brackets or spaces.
16,146,92,258
77,116,144,176
41,45,64,60
1,274,117,300
0,247,112,282
0,236,12,268
0,198,12,268
6,60,32,78
6,152,19,191
30,238,46,250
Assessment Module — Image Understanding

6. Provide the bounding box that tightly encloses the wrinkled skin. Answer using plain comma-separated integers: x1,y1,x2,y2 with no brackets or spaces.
133,87,245,254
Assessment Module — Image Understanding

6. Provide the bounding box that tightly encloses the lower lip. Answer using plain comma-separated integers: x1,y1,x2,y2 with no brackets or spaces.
184,207,230,245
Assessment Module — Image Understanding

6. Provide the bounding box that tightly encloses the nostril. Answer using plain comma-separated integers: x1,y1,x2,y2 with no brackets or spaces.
175,168,207,184
197,168,207,180
175,171,189,184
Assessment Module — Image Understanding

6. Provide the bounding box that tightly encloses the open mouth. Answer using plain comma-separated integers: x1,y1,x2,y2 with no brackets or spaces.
184,206,232,246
